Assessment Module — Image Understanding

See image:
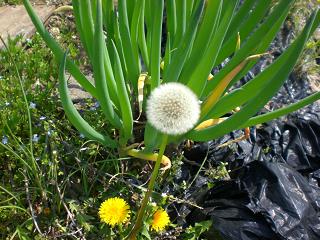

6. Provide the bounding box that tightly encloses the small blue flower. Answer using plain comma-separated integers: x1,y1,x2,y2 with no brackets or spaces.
90,101,100,111
39,116,46,121
5,102,10,106
2,135,8,145
79,133,85,139
47,130,53,136
0,76,4,80
29,102,36,109
32,134,39,143
94,101,100,108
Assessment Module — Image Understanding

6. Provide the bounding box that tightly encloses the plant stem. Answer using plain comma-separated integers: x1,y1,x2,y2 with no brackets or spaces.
127,134,168,239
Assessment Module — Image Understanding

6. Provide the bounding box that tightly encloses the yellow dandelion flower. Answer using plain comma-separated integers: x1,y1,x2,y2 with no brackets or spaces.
151,208,170,232
99,197,130,227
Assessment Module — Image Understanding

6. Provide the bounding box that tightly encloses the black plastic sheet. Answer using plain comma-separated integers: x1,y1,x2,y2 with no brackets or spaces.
169,18,320,239
174,79,320,239
187,160,320,240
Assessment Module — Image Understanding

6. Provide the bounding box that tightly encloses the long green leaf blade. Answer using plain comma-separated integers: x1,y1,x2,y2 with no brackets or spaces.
188,11,319,141
93,0,121,129
179,0,222,84
241,92,320,128
186,0,239,96
163,0,205,83
59,52,117,148
110,40,133,143
203,0,294,97
216,0,272,65
150,0,164,89
118,0,140,91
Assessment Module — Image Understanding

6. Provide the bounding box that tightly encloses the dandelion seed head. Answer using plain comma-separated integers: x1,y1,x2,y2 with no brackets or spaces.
146,83,200,135
99,197,130,227
151,208,170,232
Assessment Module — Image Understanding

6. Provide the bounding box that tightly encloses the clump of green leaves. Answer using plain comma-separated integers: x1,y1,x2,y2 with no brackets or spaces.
0,32,123,239
22,0,320,238
289,0,320,77
23,0,320,151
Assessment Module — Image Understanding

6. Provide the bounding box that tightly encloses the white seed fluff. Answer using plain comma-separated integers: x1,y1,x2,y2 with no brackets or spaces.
146,83,200,135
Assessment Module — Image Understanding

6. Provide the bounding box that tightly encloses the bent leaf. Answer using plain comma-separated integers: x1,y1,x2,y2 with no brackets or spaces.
59,51,117,148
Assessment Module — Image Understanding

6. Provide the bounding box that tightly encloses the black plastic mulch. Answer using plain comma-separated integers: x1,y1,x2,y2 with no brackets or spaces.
171,27,320,240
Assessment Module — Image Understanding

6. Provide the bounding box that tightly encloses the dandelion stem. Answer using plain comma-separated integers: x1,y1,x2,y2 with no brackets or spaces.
127,134,168,239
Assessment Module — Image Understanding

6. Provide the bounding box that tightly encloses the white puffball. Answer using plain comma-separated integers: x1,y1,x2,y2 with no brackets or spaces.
146,83,200,135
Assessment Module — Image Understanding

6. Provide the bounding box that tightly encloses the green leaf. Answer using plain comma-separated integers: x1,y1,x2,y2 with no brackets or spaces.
137,0,149,69
149,0,164,89
163,0,205,83
241,92,320,128
118,0,140,91
179,0,222,84
173,0,186,49
58,51,117,148
92,0,122,129
188,10,319,141
186,0,239,96
206,6,318,120
72,0,90,57
216,0,272,65
110,40,133,144
102,0,115,36
143,123,162,153
130,0,144,71
203,0,295,98
16,226,32,240
77,0,95,58
166,0,177,47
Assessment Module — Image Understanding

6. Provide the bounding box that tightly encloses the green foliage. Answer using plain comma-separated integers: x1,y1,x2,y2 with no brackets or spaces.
181,220,213,240
0,32,122,239
23,0,320,153
289,0,320,76
2,0,317,238
0,0,22,6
